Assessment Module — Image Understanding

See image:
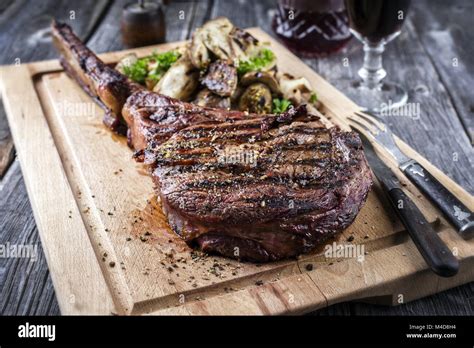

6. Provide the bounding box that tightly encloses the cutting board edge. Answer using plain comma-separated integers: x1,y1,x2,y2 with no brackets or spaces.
0,64,118,315
146,226,474,315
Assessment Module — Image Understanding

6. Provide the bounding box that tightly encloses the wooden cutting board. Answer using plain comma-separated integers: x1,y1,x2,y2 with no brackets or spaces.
1,28,473,315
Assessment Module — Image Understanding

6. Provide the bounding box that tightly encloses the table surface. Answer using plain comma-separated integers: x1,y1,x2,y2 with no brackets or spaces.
0,0,473,315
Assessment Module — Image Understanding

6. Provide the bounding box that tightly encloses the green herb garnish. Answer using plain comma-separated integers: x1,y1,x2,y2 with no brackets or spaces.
237,48,276,75
147,50,181,82
309,92,318,103
272,98,292,114
123,58,148,84
123,50,181,84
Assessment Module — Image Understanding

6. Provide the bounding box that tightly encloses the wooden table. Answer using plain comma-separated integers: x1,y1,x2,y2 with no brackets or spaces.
0,0,473,315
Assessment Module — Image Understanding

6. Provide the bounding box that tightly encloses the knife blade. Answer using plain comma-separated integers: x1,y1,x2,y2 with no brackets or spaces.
359,111,473,239
357,132,459,277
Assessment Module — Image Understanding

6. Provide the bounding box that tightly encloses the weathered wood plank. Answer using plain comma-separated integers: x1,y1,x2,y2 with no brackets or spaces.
0,161,60,315
87,0,207,52
210,0,257,29
411,0,474,144
0,0,14,14
0,0,111,172
0,104,14,178
0,0,109,64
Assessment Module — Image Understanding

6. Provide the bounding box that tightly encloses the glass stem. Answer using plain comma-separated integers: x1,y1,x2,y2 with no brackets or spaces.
358,41,386,89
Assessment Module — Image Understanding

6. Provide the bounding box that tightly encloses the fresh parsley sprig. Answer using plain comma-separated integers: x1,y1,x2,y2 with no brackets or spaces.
147,50,181,82
123,50,181,84
237,48,275,75
272,98,292,114
123,59,148,84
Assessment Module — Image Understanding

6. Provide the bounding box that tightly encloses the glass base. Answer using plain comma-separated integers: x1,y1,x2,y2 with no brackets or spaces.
335,79,408,114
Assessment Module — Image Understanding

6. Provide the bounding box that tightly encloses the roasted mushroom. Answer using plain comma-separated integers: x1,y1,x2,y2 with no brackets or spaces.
115,53,138,74
193,89,231,109
153,55,199,100
230,85,245,105
278,73,314,105
238,83,272,114
189,17,259,69
240,70,280,94
230,27,259,54
189,17,234,69
201,60,238,97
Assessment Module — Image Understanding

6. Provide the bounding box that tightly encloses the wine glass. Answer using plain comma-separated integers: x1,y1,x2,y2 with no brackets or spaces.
340,0,411,113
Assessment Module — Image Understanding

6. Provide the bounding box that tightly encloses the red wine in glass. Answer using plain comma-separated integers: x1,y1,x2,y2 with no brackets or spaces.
336,0,411,113
272,0,352,57
346,0,411,43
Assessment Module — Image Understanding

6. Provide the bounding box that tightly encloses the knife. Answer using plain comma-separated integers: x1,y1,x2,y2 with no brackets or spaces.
350,111,474,239
357,132,459,277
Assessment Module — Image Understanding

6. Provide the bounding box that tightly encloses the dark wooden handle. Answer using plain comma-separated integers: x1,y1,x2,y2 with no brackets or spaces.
387,188,459,277
403,161,474,239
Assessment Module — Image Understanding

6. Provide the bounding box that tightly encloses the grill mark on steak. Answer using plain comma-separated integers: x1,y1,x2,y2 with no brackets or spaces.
152,112,373,261
151,118,333,171
122,90,257,154
52,21,373,262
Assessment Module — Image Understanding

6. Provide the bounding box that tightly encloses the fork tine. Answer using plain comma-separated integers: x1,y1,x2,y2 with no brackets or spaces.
354,111,386,131
354,111,379,121
348,113,378,133
347,116,376,139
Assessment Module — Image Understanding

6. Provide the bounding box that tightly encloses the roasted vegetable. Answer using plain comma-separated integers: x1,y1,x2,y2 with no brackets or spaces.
189,18,231,68
116,17,320,115
121,55,148,84
230,27,259,55
237,48,276,75
120,50,181,86
153,55,199,100
193,89,231,109
240,70,280,94
115,53,138,75
189,17,259,69
238,82,272,114
201,60,238,97
278,73,314,105
147,50,181,81
230,85,245,104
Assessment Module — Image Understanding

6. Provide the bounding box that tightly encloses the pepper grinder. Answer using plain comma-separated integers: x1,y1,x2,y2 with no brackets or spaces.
121,0,166,47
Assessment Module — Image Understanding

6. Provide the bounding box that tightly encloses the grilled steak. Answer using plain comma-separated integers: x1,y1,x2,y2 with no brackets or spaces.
52,20,142,134
150,106,373,262
52,21,373,262
122,90,249,156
